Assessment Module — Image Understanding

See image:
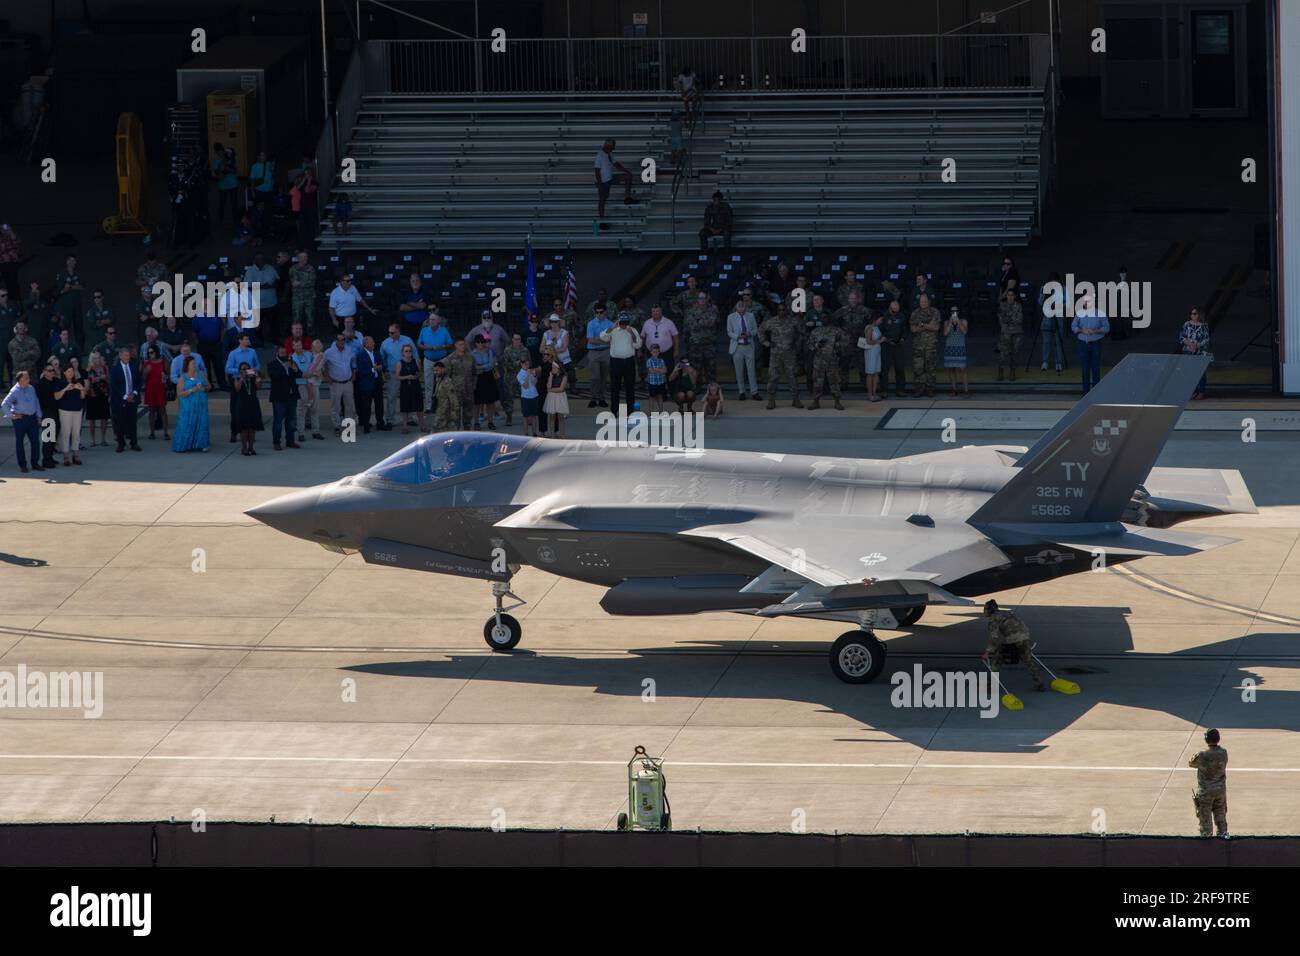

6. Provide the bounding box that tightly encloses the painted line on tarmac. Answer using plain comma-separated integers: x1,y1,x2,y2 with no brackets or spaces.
1114,565,1300,628
3,624,1300,661
0,753,1297,773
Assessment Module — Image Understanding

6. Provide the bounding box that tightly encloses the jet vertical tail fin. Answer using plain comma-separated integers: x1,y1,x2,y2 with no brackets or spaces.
971,403,1181,525
970,355,1207,527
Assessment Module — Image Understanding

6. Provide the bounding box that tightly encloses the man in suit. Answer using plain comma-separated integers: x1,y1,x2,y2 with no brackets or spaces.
355,335,382,433
109,346,142,452
727,301,760,400
267,344,301,451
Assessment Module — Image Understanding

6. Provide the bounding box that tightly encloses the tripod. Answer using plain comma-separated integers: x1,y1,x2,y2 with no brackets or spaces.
1026,321,1070,373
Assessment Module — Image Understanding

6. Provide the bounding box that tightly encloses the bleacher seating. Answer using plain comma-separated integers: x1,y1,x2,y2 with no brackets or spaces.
319,92,1048,253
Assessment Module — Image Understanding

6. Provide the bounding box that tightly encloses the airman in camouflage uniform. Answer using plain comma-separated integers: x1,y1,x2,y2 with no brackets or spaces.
290,253,317,333
1189,729,1229,838
683,298,720,385
909,293,941,396
832,292,870,393
783,276,812,316
84,294,114,349
7,323,41,377
758,306,803,409
442,340,476,430
669,277,702,320
807,321,847,410
22,284,52,352
500,337,530,425
430,363,461,432
981,600,1046,691
799,293,831,388
996,291,1024,381
836,271,866,309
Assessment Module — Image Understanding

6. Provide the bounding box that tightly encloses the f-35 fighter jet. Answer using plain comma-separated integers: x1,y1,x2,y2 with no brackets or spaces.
248,355,1254,682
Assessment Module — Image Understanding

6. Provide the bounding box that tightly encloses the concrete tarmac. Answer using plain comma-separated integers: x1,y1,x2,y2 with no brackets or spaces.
0,397,1297,835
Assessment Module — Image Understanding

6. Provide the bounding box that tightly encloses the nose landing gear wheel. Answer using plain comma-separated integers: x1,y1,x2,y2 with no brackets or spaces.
484,613,522,651
829,631,886,683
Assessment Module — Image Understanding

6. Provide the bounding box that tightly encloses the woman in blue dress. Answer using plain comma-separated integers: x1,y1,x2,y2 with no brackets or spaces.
172,354,211,453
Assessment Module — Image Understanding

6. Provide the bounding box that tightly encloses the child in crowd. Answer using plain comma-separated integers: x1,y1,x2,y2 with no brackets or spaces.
517,355,539,437
332,193,353,235
645,343,667,413
703,380,724,419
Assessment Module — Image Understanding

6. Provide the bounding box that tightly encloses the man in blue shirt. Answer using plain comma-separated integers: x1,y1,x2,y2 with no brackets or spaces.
379,322,414,430
1070,293,1110,394
398,274,430,332
321,333,358,435
585,305,614,408
169,343,207,383
2,370,42,472
224,333,259,443
417,313,453,414
192,312,225,390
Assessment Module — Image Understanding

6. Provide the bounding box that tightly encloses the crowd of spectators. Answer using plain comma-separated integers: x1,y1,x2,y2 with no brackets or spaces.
1,240,1218,473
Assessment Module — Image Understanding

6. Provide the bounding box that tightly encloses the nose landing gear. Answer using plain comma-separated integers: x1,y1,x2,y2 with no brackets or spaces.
483,580,527,651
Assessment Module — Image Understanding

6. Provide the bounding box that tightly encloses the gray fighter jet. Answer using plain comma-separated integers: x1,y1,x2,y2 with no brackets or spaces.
248,354,1254,682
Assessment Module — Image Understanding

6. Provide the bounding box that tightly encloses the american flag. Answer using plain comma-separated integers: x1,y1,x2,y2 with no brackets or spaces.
562,254,578,313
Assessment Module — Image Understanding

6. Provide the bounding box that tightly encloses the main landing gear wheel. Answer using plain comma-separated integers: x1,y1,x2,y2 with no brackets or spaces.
483,578,527,652
893,605,926,627
829,631,887,684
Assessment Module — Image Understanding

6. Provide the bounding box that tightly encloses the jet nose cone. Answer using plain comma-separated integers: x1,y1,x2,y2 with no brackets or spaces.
246,486,325,540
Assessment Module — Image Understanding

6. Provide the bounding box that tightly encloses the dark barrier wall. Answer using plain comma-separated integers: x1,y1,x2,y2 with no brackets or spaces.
1,824,1299,866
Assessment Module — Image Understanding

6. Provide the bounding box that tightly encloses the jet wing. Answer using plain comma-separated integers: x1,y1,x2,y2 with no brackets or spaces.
892,444,1027,468
680,514,1011,589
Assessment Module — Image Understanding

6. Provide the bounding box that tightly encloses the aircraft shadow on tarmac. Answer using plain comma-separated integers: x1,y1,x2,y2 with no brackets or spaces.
343,606,1300,754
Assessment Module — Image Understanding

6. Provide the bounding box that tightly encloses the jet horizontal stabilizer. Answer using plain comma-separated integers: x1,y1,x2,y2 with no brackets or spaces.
1047,525,1240,558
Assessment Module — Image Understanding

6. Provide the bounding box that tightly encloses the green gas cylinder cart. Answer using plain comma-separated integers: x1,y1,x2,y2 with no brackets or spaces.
616,745,671,831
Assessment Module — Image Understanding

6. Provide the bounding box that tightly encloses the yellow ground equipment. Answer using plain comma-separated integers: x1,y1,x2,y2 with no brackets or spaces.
103,113,149,236
1033,653,1082,695
983,659,1024,711
616,746,671,831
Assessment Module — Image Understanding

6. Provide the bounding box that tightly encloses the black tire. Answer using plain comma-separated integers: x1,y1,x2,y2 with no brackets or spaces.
483,613,522,651
829,631,887,684
894,605,926,627
616,812,628,831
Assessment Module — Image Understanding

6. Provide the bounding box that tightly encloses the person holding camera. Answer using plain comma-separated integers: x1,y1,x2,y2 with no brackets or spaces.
669,356,698,413
943,306,970,399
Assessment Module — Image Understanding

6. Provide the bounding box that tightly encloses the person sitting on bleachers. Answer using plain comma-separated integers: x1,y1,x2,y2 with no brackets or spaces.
699,191,733,253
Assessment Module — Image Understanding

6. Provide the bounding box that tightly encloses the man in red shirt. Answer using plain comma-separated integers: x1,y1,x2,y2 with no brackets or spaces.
282,321,314,355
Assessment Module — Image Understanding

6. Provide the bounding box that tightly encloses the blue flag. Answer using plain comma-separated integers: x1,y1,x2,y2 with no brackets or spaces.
525,242,537,319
